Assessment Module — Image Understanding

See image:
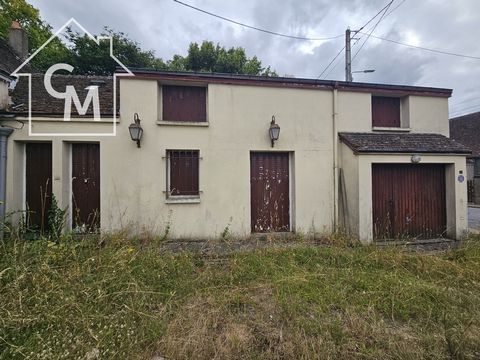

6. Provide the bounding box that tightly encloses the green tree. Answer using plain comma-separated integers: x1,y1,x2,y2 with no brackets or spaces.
65,27,167,75
0,0,71,69
180,41,277,76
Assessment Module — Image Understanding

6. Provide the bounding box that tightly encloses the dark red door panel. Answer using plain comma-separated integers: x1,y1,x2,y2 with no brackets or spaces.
372,164,446,240
25,143,52,233
72,143,100,231
250,152,290,232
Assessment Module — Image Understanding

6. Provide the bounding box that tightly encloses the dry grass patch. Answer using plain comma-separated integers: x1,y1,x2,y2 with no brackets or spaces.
1,236,480,359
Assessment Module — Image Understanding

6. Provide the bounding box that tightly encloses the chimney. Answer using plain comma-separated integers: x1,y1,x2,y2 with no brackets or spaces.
8,21,28,60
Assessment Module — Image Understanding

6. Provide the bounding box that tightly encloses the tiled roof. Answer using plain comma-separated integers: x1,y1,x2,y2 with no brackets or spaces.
449,112,480,158
339,132,471,154
11,73,118,116
0,39,23,74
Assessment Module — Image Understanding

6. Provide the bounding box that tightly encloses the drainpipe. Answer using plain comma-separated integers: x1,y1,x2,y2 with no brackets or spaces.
0,127,13,239
332,83,339,231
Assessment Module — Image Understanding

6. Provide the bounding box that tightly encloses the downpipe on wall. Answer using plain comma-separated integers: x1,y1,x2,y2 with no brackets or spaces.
332,84,339,230
0,126,13,239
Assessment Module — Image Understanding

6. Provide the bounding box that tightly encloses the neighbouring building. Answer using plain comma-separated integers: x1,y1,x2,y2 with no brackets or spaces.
0,22,29,232
0,62,470,243
450,111,480,204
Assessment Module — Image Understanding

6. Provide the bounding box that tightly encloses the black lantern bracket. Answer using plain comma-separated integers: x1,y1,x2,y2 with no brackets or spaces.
128,112,143,148
269,115,281,147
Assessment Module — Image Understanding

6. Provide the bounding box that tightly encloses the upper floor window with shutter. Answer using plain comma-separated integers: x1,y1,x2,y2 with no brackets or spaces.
162,85,207,122
372,96,401,128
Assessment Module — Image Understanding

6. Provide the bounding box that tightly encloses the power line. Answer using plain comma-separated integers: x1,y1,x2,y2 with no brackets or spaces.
354,0,395,34
383,0,407,19
173,0,344,41
358,32,480,60
318,0,394,79
450,107,480,118
451,101,480,111
451,97,480,107
317,46,345,79
450,103,480,116
352,1,393,61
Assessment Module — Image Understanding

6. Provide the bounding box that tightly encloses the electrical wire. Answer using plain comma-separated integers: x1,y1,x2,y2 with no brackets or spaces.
357,32,480,60
450,103,480,117
317,0,394,79
317,46,345,79
383,0,407,19
352,1,393,61
451,101,480,112
353,0,395,34
173,0,344,41
450,108,480,118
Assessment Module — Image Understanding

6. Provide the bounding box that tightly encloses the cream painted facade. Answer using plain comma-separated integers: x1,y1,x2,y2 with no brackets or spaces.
3,73,469,243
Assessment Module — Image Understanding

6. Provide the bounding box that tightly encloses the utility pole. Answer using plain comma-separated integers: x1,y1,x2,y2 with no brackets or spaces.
345,28,352,82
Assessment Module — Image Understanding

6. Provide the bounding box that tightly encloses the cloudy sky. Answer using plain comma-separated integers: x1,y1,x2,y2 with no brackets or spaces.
30,0,480,117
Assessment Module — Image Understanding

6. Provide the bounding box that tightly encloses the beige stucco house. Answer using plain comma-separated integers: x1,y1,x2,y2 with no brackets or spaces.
0,61,471,243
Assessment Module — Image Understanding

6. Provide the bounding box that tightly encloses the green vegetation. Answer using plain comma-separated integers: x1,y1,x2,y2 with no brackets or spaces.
1,234,480,359
0,0,276,75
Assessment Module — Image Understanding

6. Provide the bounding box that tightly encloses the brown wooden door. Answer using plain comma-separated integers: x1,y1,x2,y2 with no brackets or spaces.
250,152,290,232
25,143,52,233
372,164,446,240
72,144,100,231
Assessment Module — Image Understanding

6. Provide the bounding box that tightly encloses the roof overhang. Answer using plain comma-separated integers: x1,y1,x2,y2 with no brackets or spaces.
117,68,453,98
339,132,471,155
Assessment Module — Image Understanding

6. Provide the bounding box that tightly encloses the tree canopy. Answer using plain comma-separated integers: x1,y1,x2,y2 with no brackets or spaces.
0,0,277,76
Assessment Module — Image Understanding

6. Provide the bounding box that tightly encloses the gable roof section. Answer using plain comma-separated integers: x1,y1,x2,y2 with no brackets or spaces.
449,112,480,157
339,132,471,154
11,73,117,116
0,39,24,75
119,68,453,98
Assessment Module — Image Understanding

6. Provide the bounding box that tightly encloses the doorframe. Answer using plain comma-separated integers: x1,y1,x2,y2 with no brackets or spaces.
69,141,101,231
21,143,26,212
68,143,73,230
249,150,294,233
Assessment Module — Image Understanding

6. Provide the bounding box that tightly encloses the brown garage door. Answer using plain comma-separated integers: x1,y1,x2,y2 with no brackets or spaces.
72,143,100,231
250,152,290,232
25,143,52,233
372,164,446,240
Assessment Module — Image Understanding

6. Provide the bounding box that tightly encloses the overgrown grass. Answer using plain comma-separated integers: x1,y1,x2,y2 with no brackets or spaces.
1,235,480,359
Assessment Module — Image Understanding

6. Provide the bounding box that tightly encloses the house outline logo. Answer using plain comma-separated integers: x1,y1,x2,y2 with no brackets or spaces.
11,18,134,137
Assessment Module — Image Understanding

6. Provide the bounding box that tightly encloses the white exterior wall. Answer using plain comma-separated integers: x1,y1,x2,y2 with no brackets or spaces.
5,79,339,238
4,76,464,241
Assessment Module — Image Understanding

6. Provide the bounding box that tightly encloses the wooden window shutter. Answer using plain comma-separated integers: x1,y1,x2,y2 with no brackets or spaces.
168,150,199,196
372,96,401,127
162,85,207,122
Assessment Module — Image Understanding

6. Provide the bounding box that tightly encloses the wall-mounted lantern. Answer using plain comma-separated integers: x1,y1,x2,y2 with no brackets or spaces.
269,115,280,147
128,113,143,148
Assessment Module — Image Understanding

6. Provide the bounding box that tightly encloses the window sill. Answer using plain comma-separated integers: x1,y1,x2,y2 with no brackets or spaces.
165,197,201,204
372,127,411,132
157,120,209,127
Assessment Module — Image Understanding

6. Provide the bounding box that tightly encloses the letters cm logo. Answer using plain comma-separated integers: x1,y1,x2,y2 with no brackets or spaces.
44,63,101,121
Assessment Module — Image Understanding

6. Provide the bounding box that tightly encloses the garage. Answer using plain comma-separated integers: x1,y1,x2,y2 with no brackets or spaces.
372,163,446,240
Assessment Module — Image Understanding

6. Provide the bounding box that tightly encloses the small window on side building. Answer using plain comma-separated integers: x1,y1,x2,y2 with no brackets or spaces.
475,158,480,177
162,85,207,122
372,96,401,127
167,150,200,197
